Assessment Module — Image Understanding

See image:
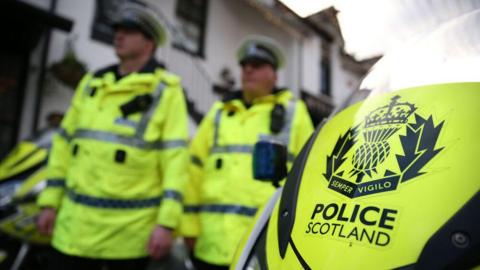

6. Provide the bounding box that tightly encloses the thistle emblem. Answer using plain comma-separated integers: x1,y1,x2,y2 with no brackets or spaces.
351,96,416,183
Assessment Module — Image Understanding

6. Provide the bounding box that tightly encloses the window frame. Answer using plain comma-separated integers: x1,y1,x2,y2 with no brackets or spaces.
172,0,209,58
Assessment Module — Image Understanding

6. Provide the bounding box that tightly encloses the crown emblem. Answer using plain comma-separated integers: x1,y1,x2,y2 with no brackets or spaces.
365,95,416,128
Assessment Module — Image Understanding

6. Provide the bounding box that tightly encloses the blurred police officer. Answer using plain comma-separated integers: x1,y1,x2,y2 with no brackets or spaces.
36,2,189,270
180,36,314,269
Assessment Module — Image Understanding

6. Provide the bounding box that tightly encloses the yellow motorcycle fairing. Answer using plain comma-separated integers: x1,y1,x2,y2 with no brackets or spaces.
0,142,47,182
0,169,50,245
232,83,480,270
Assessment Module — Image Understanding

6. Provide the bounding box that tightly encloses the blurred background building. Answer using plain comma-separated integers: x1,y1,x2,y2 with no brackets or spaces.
0,0,378,159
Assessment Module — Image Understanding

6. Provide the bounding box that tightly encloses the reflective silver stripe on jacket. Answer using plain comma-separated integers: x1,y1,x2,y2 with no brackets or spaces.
283,99,296,145
211,144,253,154
163,189,183,202
67,190,161,209
114,117,138,129
151,140,188,149
57,128,72,142
212,108,222,147
210,144,295,162
184,204,257,217
73,129,186,150
82,77,93,96
136,82,166,139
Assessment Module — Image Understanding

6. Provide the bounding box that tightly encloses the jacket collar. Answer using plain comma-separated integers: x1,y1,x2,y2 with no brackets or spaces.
94,58,166,80
223,87,287,102
222,87,292,109
137,58,166,74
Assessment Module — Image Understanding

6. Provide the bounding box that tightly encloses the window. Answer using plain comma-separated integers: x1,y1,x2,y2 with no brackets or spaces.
173,0,208,57
320,42,331,96
320,58,331,96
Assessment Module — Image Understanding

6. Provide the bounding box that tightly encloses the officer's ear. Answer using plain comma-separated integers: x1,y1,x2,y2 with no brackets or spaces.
273,71,277,82
146,39,156,57
139,33,156,56
270,66,278,85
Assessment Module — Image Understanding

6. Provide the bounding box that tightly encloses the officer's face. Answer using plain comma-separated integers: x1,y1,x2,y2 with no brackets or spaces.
241,60,277,95
114,27,154,60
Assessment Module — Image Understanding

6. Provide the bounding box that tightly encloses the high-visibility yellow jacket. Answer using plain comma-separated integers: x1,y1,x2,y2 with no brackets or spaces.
181,89,314,265
37,59,189,259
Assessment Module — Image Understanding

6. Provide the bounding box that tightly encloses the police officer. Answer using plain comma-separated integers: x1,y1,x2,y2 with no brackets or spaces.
36,2,189,270
180,36,314,269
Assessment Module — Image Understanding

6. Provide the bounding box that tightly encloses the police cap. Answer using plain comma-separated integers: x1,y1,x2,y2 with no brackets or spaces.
112,1,167,46
237,35,285,70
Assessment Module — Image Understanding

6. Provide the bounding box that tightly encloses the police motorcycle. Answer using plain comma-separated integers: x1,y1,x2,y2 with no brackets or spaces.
232,8,480,270
0,128,54,270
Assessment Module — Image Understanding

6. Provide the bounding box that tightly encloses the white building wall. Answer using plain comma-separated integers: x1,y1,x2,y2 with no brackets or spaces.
18,0,358,139
300,36,321,95
298,34,363,103
330,41,363,105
